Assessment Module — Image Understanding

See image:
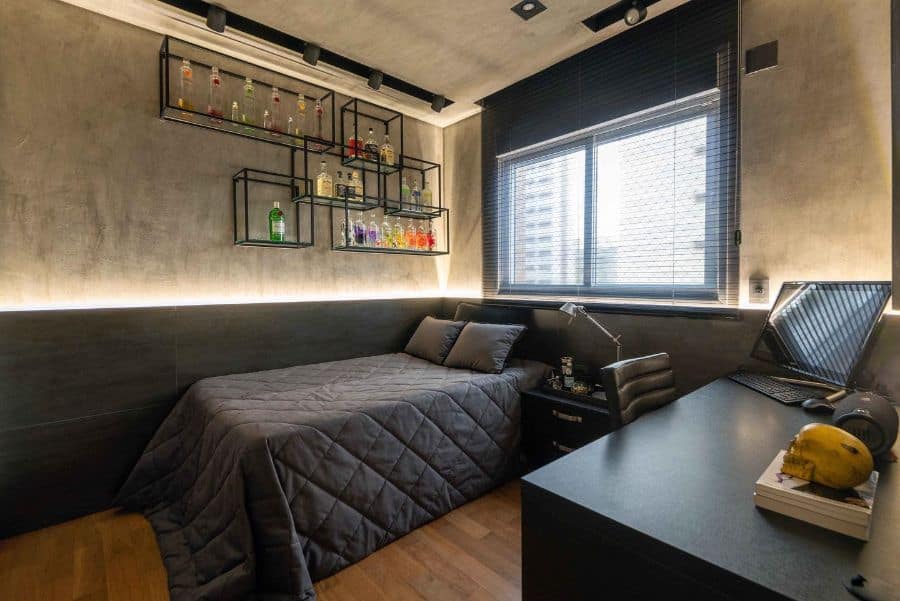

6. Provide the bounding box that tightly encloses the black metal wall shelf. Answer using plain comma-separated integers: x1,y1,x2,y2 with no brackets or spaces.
160,36,337,150
328,200,448,256
234,168,313,248
340,98,403,174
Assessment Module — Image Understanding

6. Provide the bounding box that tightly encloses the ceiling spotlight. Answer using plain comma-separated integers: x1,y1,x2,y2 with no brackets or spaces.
431,94,446,113
206,5,226,33
624,1,647,26
511,0,547,21
303,43,321,66
367,70,384,91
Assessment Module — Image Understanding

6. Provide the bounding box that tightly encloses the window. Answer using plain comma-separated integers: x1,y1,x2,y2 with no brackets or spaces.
496,89,734,304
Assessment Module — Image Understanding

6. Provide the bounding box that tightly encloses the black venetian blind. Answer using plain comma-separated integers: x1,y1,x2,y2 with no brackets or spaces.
480,0,739,307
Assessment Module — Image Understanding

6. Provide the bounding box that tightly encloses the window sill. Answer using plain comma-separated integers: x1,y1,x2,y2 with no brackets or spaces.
480,297,742,320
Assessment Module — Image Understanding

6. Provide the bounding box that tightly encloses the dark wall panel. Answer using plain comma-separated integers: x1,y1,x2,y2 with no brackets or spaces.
0,298,442,537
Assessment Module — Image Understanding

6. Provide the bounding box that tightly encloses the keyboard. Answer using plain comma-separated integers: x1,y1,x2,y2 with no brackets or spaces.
728,372,821,405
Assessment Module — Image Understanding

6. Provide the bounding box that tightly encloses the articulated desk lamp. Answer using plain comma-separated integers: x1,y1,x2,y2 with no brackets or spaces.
558,302,622,362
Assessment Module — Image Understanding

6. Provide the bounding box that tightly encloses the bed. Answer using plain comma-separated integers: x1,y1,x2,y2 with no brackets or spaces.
117,351,548,601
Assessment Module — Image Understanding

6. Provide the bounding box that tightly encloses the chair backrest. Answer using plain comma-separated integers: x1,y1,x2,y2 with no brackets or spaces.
601,353,677,428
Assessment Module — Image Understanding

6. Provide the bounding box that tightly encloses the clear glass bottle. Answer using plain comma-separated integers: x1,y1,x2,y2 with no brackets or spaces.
422,181,433,209
393,218,405,249
368,218,380,247
400,177,411,208
381,216,393,247
416,223,427,250
269,86,281,135
411,181,421,211
353,213,367,246
339,212,350,246
316,160,333,197
242,78,255,128
426,222,437,251
178,59,194,112
351,171,364,200
334,170,345,199
294,93,307,138
380,133,395,166
230,100,240,127
314,99,324,139
268,201,285,242
263,109,273,131
207,66,223,121
364,127,378,161
405,218,417,249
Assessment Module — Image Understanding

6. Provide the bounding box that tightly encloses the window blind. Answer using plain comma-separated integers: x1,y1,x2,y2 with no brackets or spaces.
480,0,739,308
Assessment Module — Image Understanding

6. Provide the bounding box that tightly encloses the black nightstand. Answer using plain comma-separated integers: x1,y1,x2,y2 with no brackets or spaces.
521,388,614,470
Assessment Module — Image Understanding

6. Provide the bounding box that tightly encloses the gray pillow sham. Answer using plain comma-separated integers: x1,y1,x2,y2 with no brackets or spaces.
404,316,467,365
443,322,527,374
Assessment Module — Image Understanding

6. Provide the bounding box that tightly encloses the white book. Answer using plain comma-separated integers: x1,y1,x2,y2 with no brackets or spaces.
754,493,870,541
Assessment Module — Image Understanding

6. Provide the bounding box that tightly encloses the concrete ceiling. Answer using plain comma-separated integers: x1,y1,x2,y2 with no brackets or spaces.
218,0,689,125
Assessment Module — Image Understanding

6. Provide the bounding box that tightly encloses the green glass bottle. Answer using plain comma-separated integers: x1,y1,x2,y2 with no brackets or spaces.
268,201,285,242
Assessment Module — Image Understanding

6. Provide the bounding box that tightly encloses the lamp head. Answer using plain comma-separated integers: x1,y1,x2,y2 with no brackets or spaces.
559,302,580,318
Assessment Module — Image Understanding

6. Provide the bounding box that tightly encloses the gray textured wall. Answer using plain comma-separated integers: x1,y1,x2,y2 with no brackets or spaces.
0,0,444,308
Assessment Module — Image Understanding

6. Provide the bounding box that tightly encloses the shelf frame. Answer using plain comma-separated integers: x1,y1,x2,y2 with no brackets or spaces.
233,163,314,249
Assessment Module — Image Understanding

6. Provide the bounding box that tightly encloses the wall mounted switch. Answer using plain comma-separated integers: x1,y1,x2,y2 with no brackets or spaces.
749,278,769,304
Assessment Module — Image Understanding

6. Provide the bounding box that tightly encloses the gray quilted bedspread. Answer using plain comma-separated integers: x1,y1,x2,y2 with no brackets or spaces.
117,352,548,601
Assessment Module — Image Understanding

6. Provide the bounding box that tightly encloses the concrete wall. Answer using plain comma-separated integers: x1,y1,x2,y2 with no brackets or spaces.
0,0,444,309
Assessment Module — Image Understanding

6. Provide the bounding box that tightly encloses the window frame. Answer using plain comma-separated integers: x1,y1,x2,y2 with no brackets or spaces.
496,89,728,303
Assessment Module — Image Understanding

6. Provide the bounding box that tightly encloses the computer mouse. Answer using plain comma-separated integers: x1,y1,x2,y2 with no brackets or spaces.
801,398,836,413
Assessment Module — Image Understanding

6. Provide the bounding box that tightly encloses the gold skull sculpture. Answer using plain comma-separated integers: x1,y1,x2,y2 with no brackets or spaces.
781,423,873,490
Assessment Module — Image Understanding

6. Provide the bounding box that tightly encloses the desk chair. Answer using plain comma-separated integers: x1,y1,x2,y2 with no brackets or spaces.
601,353,678,430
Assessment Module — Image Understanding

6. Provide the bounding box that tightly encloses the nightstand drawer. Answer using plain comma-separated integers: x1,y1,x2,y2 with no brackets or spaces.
522,389,613,468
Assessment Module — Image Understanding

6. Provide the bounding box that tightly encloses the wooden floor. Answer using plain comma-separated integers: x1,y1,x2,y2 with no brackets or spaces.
0,480,523,601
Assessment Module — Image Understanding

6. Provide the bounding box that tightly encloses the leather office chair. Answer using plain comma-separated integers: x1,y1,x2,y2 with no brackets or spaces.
601,353,677,430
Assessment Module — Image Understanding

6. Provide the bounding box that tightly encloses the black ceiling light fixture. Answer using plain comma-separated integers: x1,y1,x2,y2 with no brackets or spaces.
623,1,647,26
205,4,226,32
431,94,446,113
302,42,321,66
367,69,384,91
582,0,661,32
511,0,547,21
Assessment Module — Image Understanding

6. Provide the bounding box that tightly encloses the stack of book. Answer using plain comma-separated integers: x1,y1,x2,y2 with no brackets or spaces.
753,450,879,541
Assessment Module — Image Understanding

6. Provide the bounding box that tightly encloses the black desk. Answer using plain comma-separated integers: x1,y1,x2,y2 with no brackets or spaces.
521,378,899,601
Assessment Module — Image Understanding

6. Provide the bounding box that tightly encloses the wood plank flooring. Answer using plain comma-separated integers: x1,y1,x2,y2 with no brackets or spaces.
0,480,523,601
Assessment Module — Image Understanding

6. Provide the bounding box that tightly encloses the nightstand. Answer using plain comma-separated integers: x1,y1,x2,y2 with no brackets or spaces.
521,388,613,470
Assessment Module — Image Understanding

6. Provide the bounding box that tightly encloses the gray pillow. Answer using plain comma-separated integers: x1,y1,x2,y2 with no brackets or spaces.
443,322,527,373
404,316,467,365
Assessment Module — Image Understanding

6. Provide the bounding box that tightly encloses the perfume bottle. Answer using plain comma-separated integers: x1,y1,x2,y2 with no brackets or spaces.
207,66,223,121
351,171,364,200
178,59,193,112
353,213,367,246
269,86,281,135
364,127,378,161
316,160,333,197
422,181,433,209
405,219,417,249
381,216,393,247
334,170,346,198
380,133,395,166
230,101,240,127
268,201,285,242
392,218,405,249
242,78,255,127
401,177,411,208
368,219,379,247
293,93,307,139
411,181,421,211
416,223,427,250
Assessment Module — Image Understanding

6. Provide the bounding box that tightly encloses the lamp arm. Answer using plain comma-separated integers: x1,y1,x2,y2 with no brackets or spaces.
577,308,622,361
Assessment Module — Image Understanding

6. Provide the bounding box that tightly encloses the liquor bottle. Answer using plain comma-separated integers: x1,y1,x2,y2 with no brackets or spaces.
242,78,255,127
269,86,281,135
416,223,427,250
411,181,421,211
268,201,285,242
364,127,378,161
316,160,333,197
392,218,405,249
334,171,346,198
294,93,307,139
381,216,393,247
207,66,223,121
314,99,324,139
353,213,367,246
401,177,411,208
404,218,417,249
263,109,273,131
339,212,350,246
426,222,436,251
422,181,433,209
351,171,364,200
368,219,379,247
178,59,194,111
230,101,240,127
346,127,359,159
380,133,395,166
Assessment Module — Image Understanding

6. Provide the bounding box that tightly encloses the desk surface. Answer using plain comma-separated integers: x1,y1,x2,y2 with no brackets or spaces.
523,378,899,601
